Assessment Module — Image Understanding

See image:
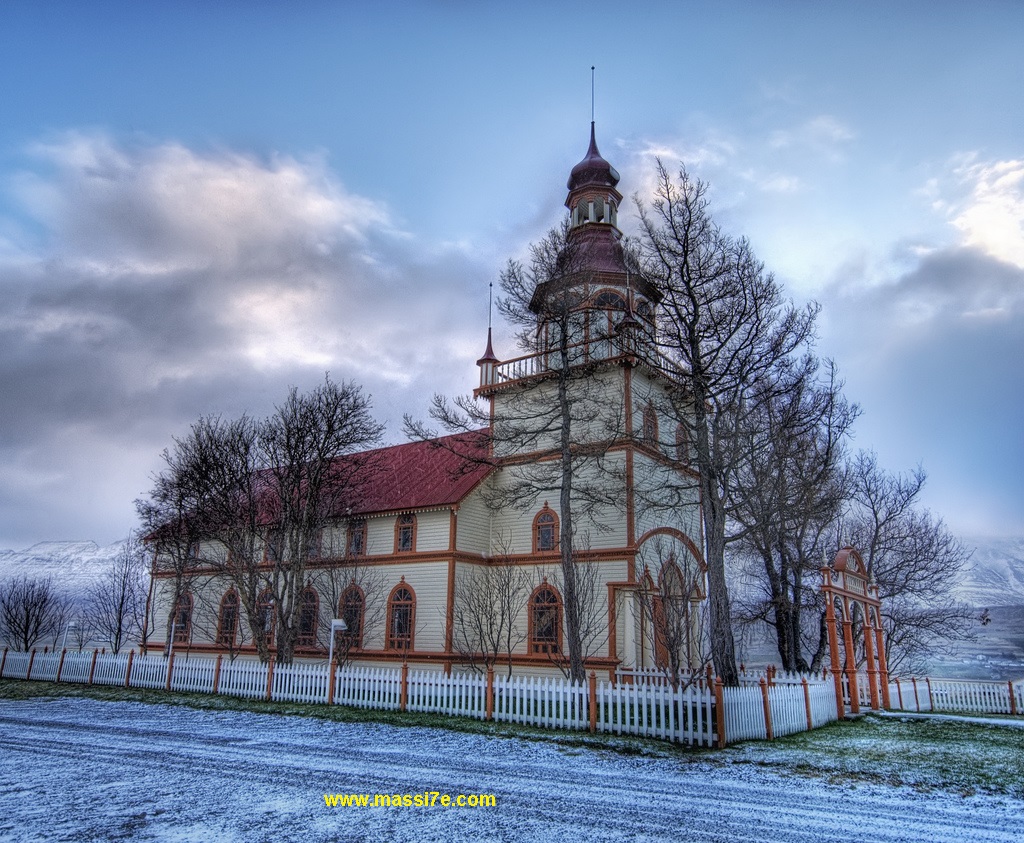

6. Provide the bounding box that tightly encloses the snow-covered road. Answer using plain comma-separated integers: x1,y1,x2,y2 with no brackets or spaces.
0,697,1021,842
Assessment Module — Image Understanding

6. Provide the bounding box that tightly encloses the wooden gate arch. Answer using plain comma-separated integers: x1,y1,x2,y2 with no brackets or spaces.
821,547,890,717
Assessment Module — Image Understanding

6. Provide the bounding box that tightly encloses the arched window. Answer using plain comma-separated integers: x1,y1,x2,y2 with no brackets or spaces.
533,506,559,553
642,404,658,446
339,585,365,649
675,423,689,464
171,592,192,644
297,586,319,648
216,590,239,646
387,582,415,650
529,584,562,654
256,589,275,641
395,514,416,553
347,519,367,556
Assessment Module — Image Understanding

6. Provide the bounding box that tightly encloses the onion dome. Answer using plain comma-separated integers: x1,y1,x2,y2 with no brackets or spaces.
567,122,620,191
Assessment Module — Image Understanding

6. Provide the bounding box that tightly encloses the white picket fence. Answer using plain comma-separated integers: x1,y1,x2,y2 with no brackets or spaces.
887,676,1023,716
24,647,1024,746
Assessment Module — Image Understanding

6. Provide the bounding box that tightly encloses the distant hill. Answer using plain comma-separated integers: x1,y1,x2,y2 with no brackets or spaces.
957,536,1024,608
0,540,126,594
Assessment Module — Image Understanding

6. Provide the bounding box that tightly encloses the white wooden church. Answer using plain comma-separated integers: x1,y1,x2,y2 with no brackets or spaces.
146,124,706,678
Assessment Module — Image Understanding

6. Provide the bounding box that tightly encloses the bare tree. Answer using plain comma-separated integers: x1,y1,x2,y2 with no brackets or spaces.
636,162,819,685
0,576,73,651
840,451,974,673
259,375,384,663
137,374,384,665
729,359,858,672
635,539,712,687
85,531,149,654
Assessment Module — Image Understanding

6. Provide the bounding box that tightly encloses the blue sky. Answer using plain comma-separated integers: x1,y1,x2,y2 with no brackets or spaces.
1,1,1022,548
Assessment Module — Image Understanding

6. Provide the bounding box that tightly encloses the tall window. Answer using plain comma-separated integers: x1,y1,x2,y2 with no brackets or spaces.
256,589,275,642
387,583,415,650
395,514,416,553
265,528,284,562
216,590,239,646
347,520,367,556
529,585,562,654
297,587,319,648
171,593,192,644
340,585,365,649
642,404,658,446
533,506,558,553
675,423,689,464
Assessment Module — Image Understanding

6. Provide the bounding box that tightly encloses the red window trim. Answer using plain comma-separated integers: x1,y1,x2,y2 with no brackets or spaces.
529,583,562,655
532,505,559,554
386,581,416,651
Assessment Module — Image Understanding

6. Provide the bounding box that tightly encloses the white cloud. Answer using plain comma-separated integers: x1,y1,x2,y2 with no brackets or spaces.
0,132,492,546
948,157,1024,269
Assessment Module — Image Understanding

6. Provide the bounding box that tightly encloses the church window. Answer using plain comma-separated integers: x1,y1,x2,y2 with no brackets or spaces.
675,423,689,464
265,528,284,563
256,589,275,641
297,586,319,648
642,404,659,446
171,593,192,644
216,590,239,647
339,585,365,649
529,585,562,654
347,520,367,556
533,507,559,553
395,514,416,553
387,583,415,650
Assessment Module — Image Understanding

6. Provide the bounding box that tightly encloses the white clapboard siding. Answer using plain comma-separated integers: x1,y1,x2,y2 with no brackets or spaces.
332,665,403,711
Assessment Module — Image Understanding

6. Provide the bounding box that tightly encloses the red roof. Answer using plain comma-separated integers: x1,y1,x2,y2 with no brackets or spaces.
339,431,492,517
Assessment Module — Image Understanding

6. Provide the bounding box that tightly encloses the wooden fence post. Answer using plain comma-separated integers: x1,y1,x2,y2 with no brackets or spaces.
265,659,275,702
588,671,598,734
125,650,135,688
759,677,774,740
0,647,7,678
400,663,409,712
714,677,726,748
88,649,98,684
926,677,934,711
213,654,223,695
485,667,494,721
56,648,67,683
802,676,813,730
326,658,335,706
911,677,920,712
165,650,175,692
1009,681,1018,716
26,649,36,681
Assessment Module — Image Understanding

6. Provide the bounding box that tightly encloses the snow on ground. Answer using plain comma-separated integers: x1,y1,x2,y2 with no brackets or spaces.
1,699,1023,842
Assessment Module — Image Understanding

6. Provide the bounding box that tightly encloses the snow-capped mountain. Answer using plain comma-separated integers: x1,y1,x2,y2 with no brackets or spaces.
0,540,126,593
957,536,1024,608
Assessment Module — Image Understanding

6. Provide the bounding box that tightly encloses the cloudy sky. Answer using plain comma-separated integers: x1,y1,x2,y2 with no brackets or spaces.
1,1,1022,549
